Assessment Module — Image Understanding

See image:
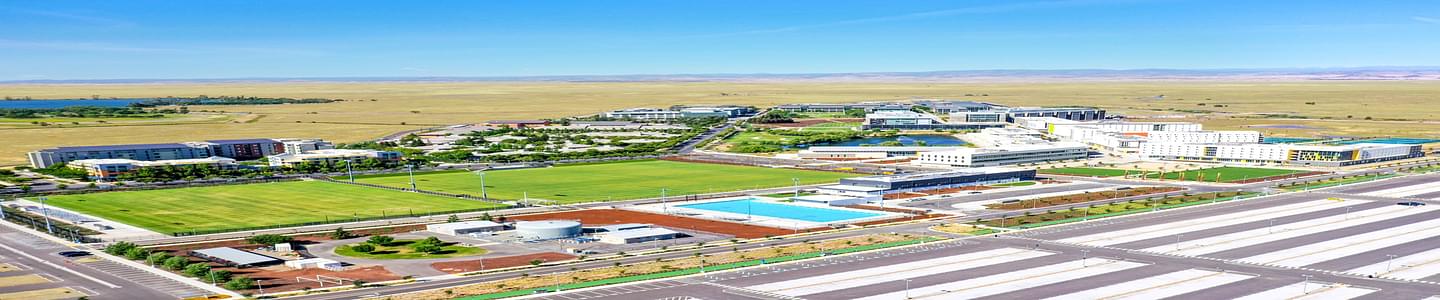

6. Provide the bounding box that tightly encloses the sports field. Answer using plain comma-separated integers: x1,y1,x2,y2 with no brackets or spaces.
42,181,507,234
1143,167,1306,182
1038,167,1131,177
349,160,854,204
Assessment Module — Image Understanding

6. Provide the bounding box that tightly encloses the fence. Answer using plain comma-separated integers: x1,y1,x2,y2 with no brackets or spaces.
2,206,102,243
169,205,509,237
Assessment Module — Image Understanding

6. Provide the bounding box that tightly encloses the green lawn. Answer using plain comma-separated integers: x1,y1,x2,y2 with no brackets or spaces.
1038,167,1131,177
43,181,507,235
1144,167,1304,182
333,239,487,259
349,160,854,204
801,122,861,132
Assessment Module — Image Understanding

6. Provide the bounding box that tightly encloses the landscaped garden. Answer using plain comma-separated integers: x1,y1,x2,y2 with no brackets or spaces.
972,191,1258,229
334,236,487,260
984,187,1184,210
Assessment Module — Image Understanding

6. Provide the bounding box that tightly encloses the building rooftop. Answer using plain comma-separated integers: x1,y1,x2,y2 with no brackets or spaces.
601,227,678,239
193,247,280,266
805,146,968,152
205,138,279,144
595,223,651,232
41,143,199,152
849,168,1029,183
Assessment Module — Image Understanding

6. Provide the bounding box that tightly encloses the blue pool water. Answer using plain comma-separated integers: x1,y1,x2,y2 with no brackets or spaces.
1331,138,1440,145
677,198,883,223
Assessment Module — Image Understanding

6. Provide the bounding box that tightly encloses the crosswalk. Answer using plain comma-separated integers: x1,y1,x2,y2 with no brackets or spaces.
76,259,210,298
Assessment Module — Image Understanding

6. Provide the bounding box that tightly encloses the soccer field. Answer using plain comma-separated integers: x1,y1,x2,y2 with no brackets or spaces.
43,181,507,235
1038,167,1131,177
349,160,855,204
1144,167,1305,182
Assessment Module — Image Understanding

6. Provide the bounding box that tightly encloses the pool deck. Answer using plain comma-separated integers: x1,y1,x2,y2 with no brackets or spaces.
623,196,904,230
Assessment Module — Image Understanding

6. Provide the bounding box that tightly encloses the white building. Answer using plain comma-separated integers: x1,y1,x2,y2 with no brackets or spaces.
279,138,335,154
1140,142,1422,167
266,149,402,167
948,111,1007,123
285,258,343,270
427,221,506,236
790,194,870,206
596,227,679,244
1147,131,1262,144
67,157,238,180
797,146,968,159
915,142,1089,167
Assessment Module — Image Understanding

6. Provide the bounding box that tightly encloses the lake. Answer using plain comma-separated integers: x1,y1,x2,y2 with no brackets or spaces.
0,99,146,109
812,134,969,147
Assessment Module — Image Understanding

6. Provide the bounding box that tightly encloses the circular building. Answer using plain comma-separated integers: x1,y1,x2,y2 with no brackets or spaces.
515,220,582,240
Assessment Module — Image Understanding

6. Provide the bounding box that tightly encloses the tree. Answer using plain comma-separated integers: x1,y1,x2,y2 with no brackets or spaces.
246,234,293,246
480,212,493,221
367,235,394,246
529,259,544,266
104,241,138,256
418,236,443,246
124,247,150,260
329,227,352,240
145,252,171,266
412,243,443,254
350,244,376,253
207,270,234,282
224,276,256,290
183,263,212,278
447,214,460,223
163,256,189,270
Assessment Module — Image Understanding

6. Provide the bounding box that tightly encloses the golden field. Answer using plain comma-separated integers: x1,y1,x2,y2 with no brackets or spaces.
1,81,1438,166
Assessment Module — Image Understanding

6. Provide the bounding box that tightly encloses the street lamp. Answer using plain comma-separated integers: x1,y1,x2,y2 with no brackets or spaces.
792,177,800,198
661,188,669,214
39,196,54,234
1173,234,1184,251
474,171,488,200
1081,249,1090,267
406,165,417,191
1300,274,1313,293
1386,254,1399,273
904,279,912,299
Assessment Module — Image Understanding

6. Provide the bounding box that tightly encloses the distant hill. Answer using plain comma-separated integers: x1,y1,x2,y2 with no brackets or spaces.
6,67,1440,84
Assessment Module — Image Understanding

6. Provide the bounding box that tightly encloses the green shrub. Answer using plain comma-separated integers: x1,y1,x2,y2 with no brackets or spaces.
350,244,376,253
183,263,211,277
224,276,256,290
245,234,293,245
163,256,189,270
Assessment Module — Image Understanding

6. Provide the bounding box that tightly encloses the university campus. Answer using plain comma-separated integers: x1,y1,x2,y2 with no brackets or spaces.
4,1,1440,300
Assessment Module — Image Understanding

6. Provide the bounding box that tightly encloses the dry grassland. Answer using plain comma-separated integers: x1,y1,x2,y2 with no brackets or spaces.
1,81,1437,165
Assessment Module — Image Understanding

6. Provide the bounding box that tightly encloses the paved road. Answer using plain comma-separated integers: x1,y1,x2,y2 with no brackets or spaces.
0,222,209,299
518,177,1440,300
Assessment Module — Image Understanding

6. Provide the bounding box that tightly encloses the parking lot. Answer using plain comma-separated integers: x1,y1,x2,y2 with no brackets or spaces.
0,222,208,299
519,175,1440,300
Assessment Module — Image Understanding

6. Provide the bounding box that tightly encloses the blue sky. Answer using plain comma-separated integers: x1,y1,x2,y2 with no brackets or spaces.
2,0,1438,80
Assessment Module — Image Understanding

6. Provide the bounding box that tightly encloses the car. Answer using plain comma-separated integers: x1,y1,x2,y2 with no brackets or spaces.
1398,201,1427,207
56,251,91,257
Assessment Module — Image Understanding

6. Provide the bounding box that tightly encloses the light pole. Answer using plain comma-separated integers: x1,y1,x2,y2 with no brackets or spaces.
1268,219,1275,234
1081,249,1090,267
1173,234,1183,251
661,188,669,214
1301,274,1313,293
407,165,417,191
1386,254,1399,273
904,279,912,299
792,177,800,198
474,171,488,200
39,197,54,234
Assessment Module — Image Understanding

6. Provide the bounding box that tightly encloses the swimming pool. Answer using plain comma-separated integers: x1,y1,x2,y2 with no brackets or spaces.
676,198,883,223
1330,138,1440,145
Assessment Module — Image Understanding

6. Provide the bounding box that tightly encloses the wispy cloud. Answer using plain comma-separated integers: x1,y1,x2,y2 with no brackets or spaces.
1415,16,1440,24
15,9,138,29
0,39,329,56
690,0,1144,38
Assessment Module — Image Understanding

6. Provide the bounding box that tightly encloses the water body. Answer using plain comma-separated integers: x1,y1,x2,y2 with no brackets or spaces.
809,134,968,147
0,99,146,109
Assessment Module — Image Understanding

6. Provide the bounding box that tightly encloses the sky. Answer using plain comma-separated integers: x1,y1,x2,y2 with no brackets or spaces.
1,0,1439,80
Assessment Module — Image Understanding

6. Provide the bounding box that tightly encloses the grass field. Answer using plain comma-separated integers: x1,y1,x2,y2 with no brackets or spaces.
800,122,861,132
43,181,507,234
1038,167,1131,177
1144,167,1304,182
348,160,853,204
334,239,487,260
2,81,1438,165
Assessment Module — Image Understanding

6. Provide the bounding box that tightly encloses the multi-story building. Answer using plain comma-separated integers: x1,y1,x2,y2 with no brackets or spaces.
949,111,1007,123
280,138,335,154
266,149,403,167
863,111,1006,130
1002,107,1107,122
774,102,909,113
797,146,969,159
915,142,1090,167
67,157,238,180
912,100,998,113
1140,142,1422,167
1147,131,1263,144
603,106,752,121
817,168,1036,196
27,138,332,168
